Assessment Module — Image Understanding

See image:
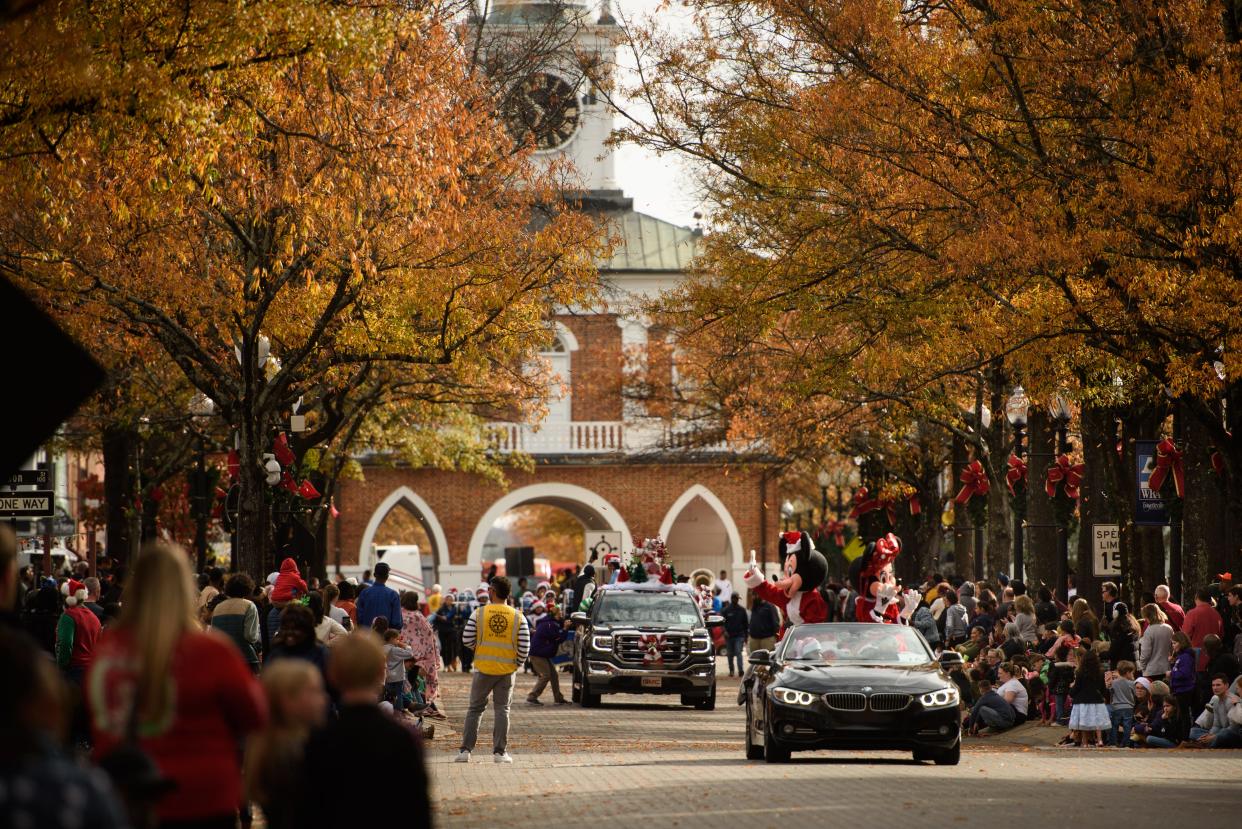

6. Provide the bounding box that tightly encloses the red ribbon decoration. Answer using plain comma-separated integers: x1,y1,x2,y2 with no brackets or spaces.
280,471,298,493
297,480,321,500
227,449,240,479
1006,454,1028,495
1045,454,1084,499
908,494,921,516
824,520,846,548
954,459,990,504
273,432,296,467
638,633,666,665
848,487,882,519
1146,438,1184,498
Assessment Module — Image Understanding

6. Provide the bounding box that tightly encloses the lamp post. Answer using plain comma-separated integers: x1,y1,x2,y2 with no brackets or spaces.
1048,393,1072,602
1005,385,1029,582
817,469,831,525
188,393,215,573
780,500,794,532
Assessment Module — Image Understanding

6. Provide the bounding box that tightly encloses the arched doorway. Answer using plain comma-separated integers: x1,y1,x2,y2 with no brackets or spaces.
467,483,631,580
659,485,745,579
356,487,450,583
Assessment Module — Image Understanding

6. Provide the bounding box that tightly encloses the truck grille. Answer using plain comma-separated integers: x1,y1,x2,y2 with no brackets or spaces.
868,693,912,712
614,633,691,664
822,692,867,711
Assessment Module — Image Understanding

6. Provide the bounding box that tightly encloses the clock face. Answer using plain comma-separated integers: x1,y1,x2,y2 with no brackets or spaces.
504,72,581,151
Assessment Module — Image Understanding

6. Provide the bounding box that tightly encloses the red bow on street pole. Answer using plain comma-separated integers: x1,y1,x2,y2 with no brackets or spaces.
848,487,882,519
825,520,846,547
954,459,990,504
1045,454,1084,499
1147,438,1184,498
1006,454,1028,495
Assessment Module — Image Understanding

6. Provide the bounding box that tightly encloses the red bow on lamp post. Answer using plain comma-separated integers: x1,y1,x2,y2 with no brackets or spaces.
1006,454,1028,495
1045,454,1084,499
1147,438,1185,498
848,487,882,519
954,460,990,504
824,519,846,548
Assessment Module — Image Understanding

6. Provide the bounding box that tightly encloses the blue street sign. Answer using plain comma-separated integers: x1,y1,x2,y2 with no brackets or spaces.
1135,439,1168,525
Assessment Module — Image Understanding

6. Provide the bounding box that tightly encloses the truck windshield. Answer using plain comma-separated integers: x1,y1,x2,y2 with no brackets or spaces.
594,592,701,626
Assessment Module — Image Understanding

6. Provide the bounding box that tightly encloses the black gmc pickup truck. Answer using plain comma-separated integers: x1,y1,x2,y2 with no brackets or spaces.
570,583,722,709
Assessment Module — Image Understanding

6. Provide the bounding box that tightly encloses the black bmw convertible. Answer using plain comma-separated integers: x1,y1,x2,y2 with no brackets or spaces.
738,623,963,764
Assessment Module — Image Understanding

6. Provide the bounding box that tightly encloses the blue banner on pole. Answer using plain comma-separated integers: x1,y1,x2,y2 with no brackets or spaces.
1135,440,1168,526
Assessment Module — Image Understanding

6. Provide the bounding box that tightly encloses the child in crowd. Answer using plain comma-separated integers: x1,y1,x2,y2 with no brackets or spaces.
1144,697,1184,748
270,557,308,604
1046,646,1075,726
247,660,328,829
1066,646,1109,747
381,628,414,713
300,631,432,828
1106,660,1137,747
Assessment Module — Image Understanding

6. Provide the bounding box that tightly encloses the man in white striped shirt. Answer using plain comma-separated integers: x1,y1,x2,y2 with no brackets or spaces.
457,576,530,764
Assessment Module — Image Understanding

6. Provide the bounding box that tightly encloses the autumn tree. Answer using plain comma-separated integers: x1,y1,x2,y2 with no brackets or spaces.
1,2,606,576
610,0,1242,583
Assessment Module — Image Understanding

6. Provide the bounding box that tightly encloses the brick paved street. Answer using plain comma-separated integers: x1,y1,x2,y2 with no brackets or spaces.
426,663,1242,828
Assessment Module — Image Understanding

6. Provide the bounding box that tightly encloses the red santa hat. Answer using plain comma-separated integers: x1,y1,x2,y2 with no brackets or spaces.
62,578,88,607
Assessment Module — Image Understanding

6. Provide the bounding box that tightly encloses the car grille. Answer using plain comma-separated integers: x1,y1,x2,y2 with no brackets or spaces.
822,692,867,711
614,633,690,664
868,693,913,712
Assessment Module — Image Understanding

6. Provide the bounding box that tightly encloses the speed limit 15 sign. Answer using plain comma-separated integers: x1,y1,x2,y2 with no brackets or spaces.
1092,524,1121,577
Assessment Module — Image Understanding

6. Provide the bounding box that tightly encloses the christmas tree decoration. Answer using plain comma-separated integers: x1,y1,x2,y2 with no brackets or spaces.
297,479,321,500
617,537,676,584
273,431,296,466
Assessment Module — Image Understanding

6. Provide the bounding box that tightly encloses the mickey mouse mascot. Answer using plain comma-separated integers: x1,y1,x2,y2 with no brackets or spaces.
743,531,828,636
849,532,920,624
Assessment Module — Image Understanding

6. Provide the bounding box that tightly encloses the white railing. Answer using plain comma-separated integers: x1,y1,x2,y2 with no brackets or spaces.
488,421,626,454
487,420,736,455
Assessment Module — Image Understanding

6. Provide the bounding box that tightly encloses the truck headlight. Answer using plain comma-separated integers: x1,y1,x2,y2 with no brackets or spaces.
690,634,711,654
591,634,613,651
772,687,815,706
919,687,960,709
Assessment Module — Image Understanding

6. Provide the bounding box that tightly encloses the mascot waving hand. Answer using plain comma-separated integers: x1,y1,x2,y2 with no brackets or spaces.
743,531,828,637
850,533,920,624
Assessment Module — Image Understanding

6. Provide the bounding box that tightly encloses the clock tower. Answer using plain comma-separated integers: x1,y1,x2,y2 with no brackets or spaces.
480,0,619,192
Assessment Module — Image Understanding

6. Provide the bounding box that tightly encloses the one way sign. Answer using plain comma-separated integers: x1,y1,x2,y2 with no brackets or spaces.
0,490,55,517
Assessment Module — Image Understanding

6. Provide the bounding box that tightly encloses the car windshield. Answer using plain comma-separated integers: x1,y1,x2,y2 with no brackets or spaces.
594,591,701,626
777,624,934,666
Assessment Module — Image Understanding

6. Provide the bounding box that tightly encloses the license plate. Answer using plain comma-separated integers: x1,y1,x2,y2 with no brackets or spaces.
641,676,663,688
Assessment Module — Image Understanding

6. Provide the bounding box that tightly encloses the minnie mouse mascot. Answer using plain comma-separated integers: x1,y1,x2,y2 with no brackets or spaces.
849,532,920,624
743,531,829,636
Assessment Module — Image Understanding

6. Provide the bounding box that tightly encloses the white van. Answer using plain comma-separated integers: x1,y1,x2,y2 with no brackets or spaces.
373,545,431,594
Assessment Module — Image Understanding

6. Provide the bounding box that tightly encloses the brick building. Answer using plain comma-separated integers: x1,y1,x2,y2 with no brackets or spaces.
331,1,776,591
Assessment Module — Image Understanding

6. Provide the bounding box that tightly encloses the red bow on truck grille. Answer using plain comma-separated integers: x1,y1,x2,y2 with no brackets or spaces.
639,633,666,665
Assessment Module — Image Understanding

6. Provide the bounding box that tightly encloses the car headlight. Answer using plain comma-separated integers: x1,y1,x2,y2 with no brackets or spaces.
919,687,960,709
771,687,816,706
591,634,613,651
690,634,711,654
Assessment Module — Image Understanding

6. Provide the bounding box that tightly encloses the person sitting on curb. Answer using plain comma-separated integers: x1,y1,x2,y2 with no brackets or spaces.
1188,673,1241,747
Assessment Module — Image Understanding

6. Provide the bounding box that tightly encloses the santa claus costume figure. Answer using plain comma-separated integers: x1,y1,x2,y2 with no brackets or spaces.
850,533,920,624
743,531,829,636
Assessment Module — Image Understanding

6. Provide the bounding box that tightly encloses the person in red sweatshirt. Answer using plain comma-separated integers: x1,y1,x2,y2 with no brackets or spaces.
271,557,308,604
1154,584,1186,632
56,577,101,683
1183,588,1224,672
89,542,267,828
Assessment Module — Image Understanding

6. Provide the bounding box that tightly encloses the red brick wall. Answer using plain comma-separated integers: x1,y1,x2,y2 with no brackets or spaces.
332,461,772,570
558,314,622,422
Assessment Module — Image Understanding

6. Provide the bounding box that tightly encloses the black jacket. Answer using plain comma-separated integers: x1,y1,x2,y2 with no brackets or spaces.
300,704,431,829
722,603,749,638
748,601,781,639
568,565,596,614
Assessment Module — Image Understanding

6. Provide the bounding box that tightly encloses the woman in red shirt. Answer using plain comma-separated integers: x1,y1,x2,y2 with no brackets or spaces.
87,542,267,829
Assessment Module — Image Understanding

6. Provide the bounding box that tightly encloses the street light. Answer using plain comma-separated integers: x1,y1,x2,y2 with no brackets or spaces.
1047,393,1072,602
188,394,215,573
817,469,831,525
1005,386,1029,582
780,499,795,531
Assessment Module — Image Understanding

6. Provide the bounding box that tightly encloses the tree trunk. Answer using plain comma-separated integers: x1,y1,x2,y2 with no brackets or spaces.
985,372,1013,580
951,434,974,579
1025,410,1057,593
1075,406,1120,613
235,423,273,579
101,425,136,567
1181,403,1227,592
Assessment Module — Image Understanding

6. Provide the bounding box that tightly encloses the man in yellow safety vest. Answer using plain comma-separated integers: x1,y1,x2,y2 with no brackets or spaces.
456,576,530,763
